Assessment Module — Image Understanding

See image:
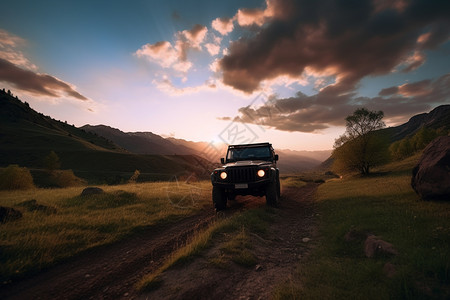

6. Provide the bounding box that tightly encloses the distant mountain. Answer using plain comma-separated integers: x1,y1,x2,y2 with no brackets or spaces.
0,90,213,184
81,125,197,155
276,149,329,173
384,105,450,142
82,126,329,172
166,139,328,172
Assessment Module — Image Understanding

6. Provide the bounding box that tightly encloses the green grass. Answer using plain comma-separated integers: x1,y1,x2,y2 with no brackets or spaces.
0,181,212,282
137,206,276,291
274,154,450,299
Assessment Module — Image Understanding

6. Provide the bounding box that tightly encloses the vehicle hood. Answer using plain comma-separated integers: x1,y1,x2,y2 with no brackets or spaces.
223,160,271,168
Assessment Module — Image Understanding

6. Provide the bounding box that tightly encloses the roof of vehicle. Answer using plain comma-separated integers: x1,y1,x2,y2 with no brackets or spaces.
227,142,272,149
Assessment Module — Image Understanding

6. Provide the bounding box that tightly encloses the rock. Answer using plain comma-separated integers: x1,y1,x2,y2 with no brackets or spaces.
344,229,368,242
364,235,398,258
0,206,22,223
17,199,57,214
81,187,104,196
411,136,450,200
255,264,263,272
383,262,396,278
302,237,311,243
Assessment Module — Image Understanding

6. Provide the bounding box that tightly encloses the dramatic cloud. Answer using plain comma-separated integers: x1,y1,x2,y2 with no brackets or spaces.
228,74,450,132
0,29,36,70
0,58,88,100
212,17,234,35
219,0,450,93
136,24,207,74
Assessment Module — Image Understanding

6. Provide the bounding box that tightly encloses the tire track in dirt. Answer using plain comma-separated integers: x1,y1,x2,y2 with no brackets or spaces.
141,183,319,300
1,183,318,299
0,210,216,300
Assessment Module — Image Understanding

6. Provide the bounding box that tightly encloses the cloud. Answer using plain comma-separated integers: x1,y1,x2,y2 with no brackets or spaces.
0,29,88,101
229,74,450,132
180,24,208,50
235,0,276,27
0,29,36,70
152,76,216,96
0,57,87,100
218,0,450,94
136,24,207,74
205,43,221,56
212,17,234,35
135,41,178,68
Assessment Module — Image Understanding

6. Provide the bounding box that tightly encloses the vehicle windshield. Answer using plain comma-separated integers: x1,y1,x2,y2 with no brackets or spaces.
226,146,272,162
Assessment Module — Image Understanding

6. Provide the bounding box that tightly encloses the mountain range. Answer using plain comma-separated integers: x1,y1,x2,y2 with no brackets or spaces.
0,90,213,184
1,88,449,183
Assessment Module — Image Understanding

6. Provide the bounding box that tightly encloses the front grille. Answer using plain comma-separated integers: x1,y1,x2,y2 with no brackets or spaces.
227,167,256,183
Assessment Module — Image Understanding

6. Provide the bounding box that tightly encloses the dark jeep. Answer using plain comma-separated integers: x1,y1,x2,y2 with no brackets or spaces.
211,142,280,211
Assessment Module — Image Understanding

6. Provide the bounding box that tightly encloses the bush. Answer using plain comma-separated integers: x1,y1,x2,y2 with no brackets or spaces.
0,165,35,190
51,170,85,187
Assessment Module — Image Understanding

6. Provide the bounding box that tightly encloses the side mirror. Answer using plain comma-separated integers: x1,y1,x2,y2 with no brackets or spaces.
220,158,225,164
274,154,279,161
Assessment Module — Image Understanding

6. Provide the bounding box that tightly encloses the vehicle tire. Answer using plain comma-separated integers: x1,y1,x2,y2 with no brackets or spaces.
212,186,227,211
266,179,279,207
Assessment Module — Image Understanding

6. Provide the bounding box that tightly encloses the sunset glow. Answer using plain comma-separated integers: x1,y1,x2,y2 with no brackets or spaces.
1,0,449,151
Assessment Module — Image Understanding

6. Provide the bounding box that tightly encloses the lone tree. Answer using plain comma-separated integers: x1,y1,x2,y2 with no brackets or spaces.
332,108,388,175
43,150,61,172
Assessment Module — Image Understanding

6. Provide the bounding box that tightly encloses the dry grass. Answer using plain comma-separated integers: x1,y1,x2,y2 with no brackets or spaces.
0,181,211,281
274,154,450,299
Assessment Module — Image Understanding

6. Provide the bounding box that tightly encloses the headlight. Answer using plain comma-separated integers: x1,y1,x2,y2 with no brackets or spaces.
257,169,265,177
220,171,227,180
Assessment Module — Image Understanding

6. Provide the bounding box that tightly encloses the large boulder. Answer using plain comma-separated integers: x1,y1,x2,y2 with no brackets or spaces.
411,136,450,200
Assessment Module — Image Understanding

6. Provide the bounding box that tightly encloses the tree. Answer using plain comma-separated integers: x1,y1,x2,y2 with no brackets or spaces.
332,108,388,175
43,151,61,172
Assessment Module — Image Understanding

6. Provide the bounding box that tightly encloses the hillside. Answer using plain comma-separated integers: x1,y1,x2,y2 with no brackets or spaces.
319,104,450,170
83,126,327,172
81,125,197,155
0,90,212,184
384,104,450,142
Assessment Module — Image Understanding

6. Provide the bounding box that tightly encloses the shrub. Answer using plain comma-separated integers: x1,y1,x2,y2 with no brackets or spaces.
51,170,85,187
0,165,35,190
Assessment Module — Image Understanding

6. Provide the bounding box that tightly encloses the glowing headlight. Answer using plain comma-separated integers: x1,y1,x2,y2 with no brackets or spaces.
220,171,227,180
257,169,265,177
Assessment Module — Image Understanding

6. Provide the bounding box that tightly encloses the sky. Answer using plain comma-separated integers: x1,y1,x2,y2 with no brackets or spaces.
0,0,449,151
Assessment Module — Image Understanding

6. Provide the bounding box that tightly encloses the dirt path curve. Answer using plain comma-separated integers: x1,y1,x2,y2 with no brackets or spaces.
1,183,318,299
0,210,216,300
141,183,319,300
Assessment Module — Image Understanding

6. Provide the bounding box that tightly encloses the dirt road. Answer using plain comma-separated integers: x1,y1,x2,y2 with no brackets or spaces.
142,183,319,299
0,183,318,299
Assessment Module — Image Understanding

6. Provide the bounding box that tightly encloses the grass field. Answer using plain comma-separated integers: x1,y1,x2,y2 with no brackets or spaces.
274,154,450,299
0,180,212,282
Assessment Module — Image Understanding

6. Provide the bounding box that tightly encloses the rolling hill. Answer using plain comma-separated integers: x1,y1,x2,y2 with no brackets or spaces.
82,126,328,173
320,104,450,170
0,90,213,184
81,125,198,155
383,104,450,142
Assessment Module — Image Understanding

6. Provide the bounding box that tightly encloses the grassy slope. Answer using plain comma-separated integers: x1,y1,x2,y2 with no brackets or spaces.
0,181,212,281
0,92,212,184
275,154,450,299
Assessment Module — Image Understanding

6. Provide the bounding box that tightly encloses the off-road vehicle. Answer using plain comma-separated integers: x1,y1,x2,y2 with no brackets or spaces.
211,142,280,211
